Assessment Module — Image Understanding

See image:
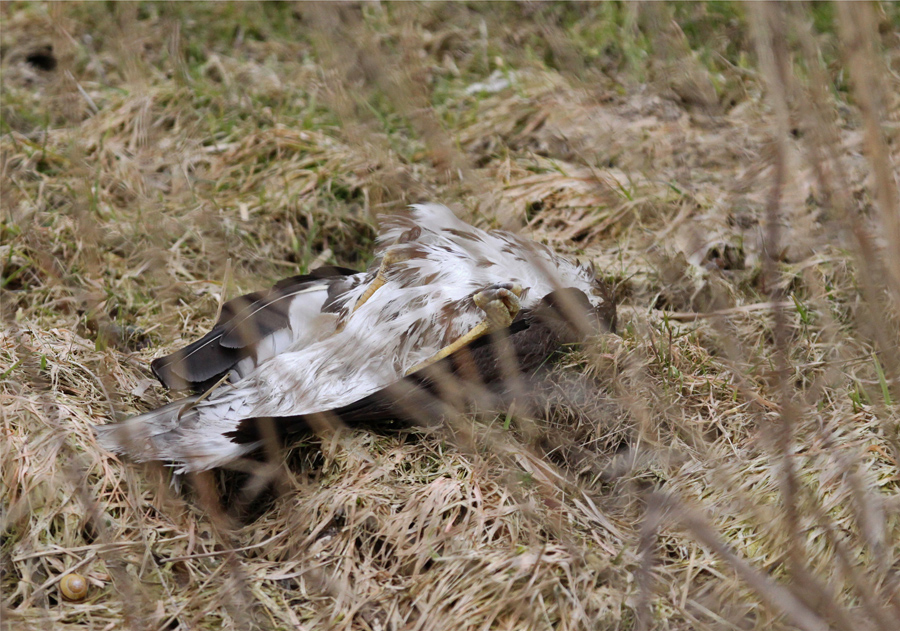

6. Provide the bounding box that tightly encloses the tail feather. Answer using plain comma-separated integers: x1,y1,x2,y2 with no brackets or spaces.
94,397,198,462
94,396,259,473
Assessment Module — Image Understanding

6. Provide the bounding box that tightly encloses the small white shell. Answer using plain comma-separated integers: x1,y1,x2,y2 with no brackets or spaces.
60,573,88,601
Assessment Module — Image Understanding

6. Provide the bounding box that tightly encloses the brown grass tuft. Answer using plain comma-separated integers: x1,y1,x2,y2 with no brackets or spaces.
3,3,899,630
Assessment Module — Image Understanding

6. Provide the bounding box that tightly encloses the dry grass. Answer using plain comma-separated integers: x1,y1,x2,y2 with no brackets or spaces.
2,2,900,630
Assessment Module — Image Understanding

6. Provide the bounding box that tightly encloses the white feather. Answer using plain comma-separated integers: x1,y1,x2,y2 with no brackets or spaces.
99,204,608,472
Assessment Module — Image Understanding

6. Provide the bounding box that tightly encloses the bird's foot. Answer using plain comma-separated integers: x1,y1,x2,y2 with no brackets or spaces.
353,248,410,313
472,283,522,330
405,283,522,374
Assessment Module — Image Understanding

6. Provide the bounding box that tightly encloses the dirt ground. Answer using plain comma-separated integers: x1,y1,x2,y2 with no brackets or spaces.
2,3,900,630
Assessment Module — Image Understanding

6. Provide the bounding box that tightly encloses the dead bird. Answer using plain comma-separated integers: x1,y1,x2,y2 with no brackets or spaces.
95,204,616,472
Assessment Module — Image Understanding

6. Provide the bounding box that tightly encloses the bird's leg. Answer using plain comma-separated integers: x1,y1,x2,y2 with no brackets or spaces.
406,283,522,375
353,248,409,313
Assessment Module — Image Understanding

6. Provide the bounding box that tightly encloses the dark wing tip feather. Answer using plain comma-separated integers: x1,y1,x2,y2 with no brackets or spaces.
151,265,360,392
150,329,239,391
272,266,358,291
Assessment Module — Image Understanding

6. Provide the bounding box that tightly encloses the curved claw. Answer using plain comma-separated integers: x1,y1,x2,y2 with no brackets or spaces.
405,282,524,375
472,283,522,329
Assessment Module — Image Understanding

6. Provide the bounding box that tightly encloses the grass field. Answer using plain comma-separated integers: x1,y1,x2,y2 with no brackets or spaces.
2,2,900,629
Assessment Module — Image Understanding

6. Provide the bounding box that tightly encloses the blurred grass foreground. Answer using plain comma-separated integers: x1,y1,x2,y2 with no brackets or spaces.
2,2,900,630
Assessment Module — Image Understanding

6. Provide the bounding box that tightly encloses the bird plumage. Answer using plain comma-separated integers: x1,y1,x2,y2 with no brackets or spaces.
96,203,616,472
149,265,359,392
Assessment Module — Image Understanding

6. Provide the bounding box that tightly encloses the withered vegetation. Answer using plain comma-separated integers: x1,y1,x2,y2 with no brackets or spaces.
2,2,899,630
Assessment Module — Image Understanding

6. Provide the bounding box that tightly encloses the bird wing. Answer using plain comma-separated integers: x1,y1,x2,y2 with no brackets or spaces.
226,288,599,445
150,265,361,392
98,289,590,472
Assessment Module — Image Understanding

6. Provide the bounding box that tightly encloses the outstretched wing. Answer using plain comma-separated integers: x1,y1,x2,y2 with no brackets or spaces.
150,265,361,392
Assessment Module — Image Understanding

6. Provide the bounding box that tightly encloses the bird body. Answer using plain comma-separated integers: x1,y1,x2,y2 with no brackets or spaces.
96,204,615,472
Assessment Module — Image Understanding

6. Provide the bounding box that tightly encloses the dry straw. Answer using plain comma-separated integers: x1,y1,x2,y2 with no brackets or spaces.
2,3,898,630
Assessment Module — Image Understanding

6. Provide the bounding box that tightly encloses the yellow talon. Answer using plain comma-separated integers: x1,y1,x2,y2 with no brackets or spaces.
353,249,409,313
406,284,522,374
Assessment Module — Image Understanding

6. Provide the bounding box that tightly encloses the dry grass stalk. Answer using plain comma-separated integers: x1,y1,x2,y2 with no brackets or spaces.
2,3,899,630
